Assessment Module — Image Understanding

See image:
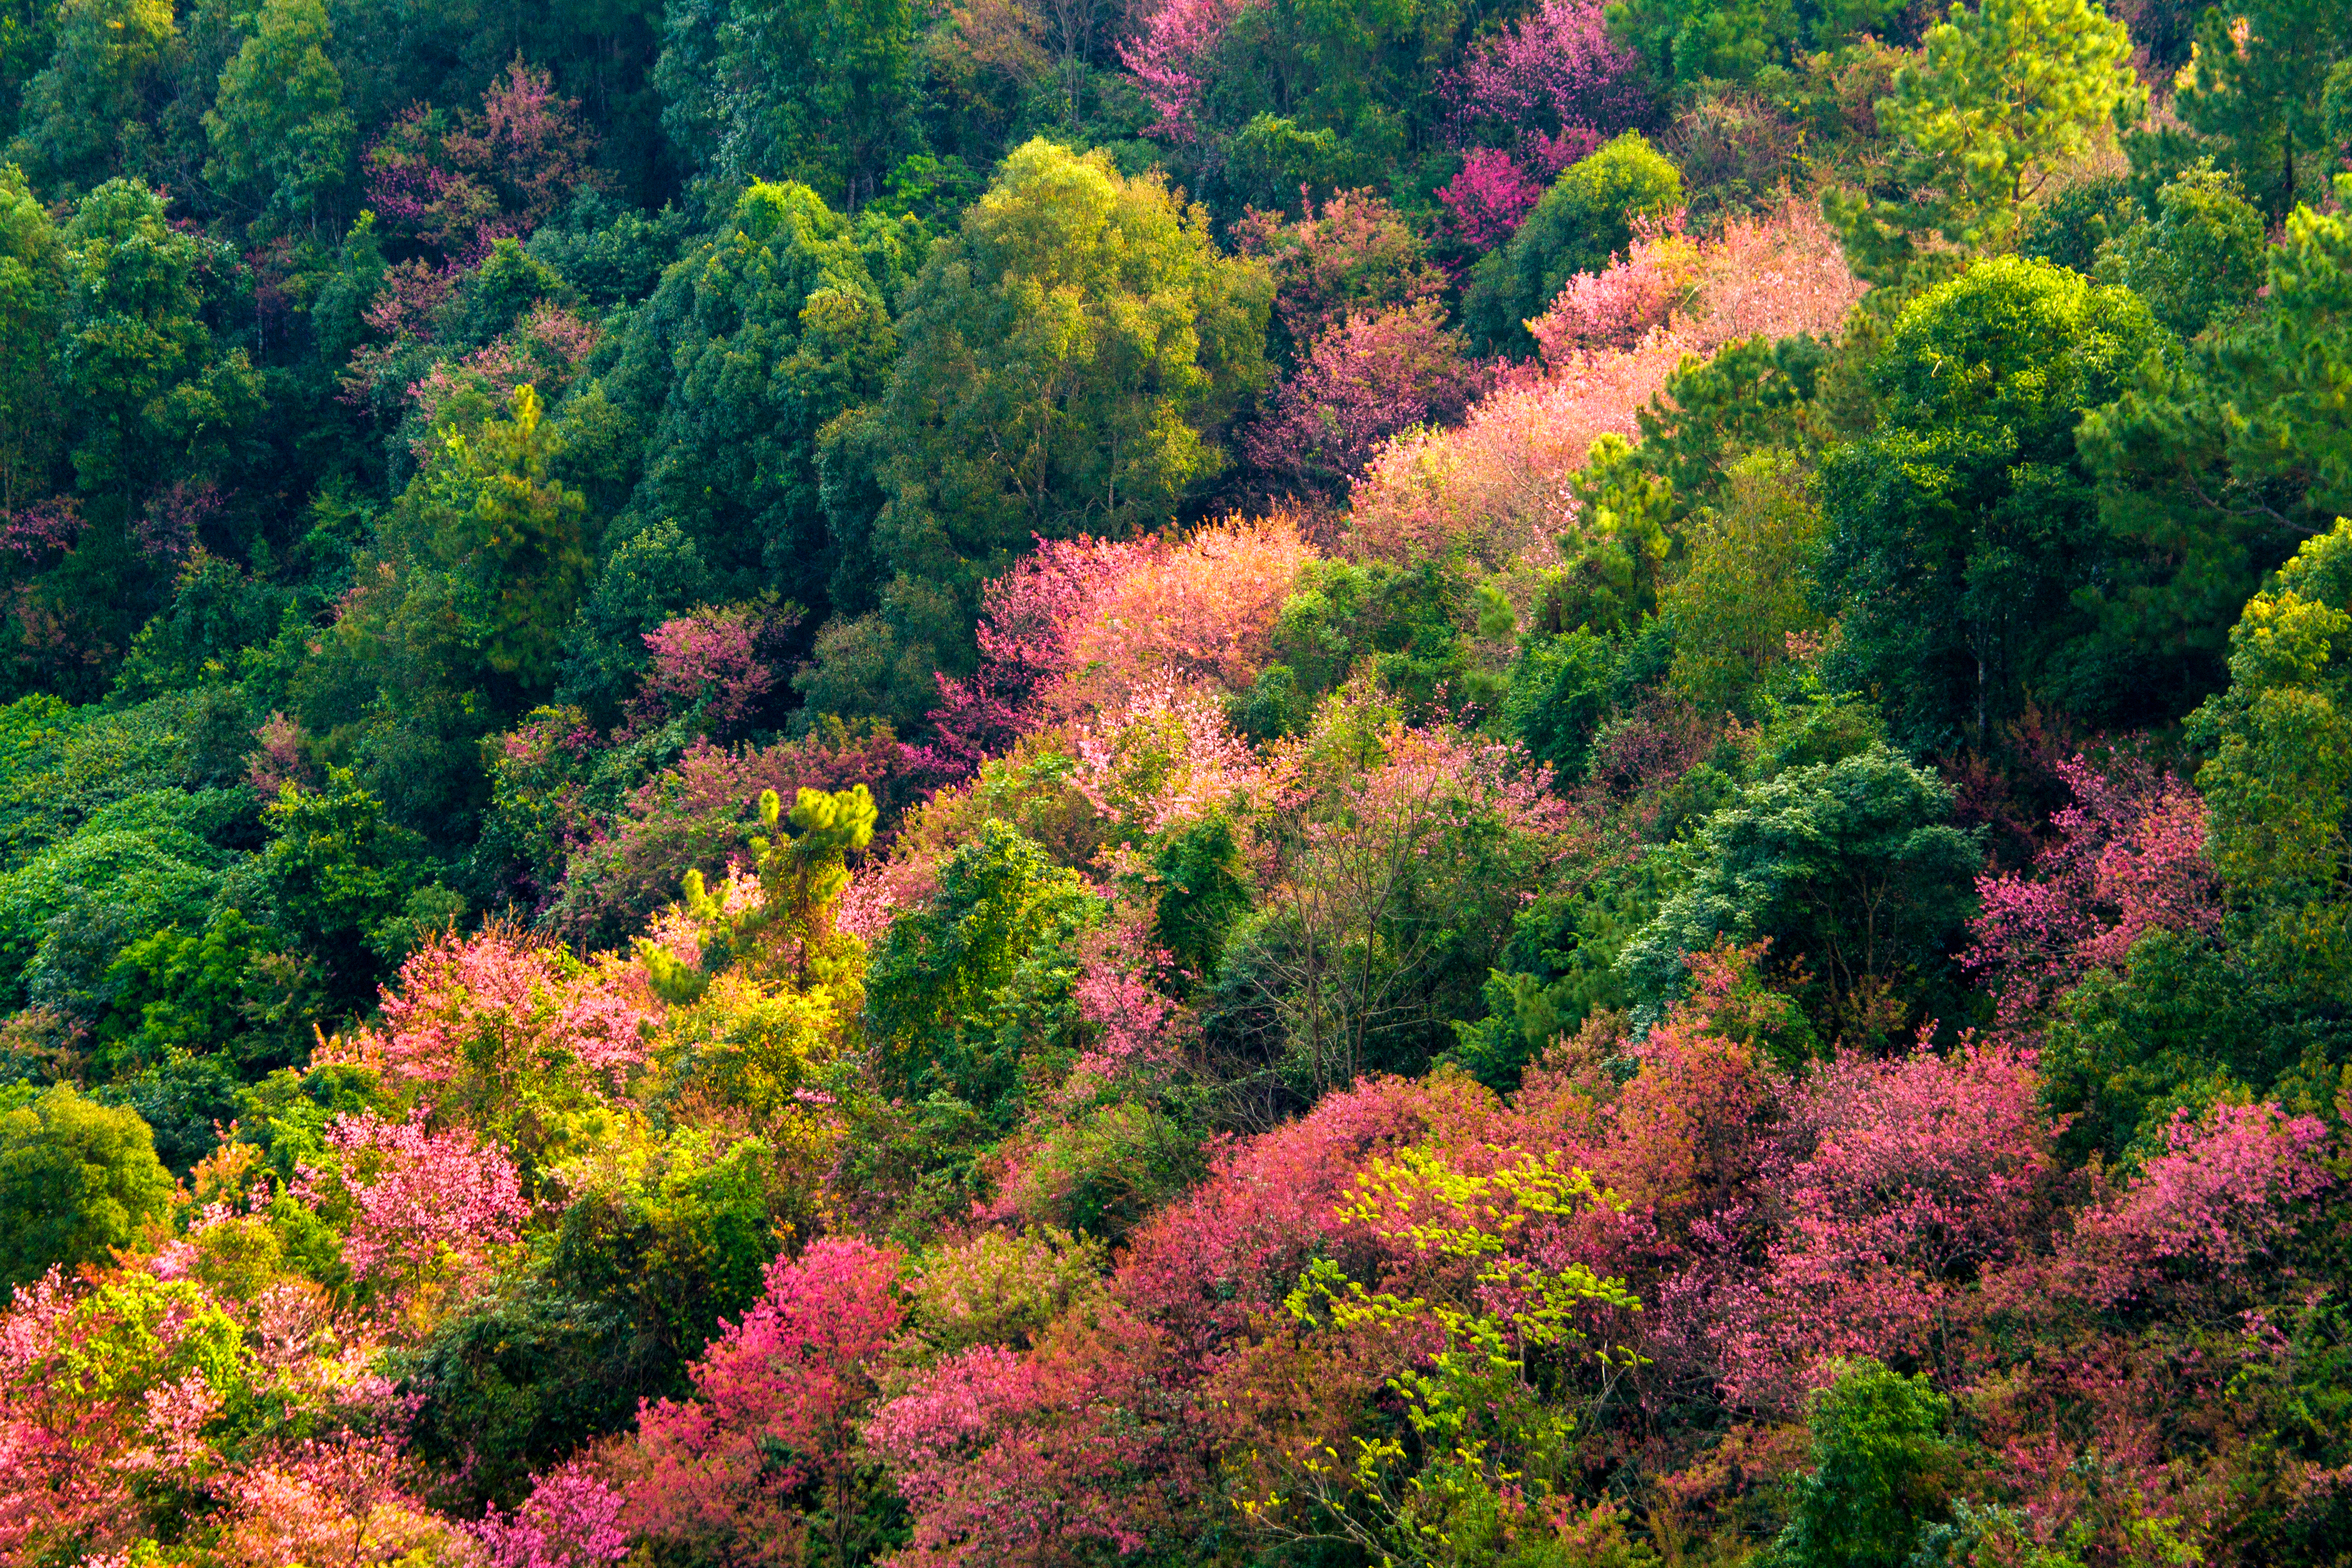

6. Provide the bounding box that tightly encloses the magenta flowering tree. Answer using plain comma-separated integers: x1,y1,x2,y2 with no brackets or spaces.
295,1109,530,1328
623,1237,905,1567
1440,147,1548,251
364,57,603,264
1245,301,1489,492
474,1461,631,1568
1964,756,2221,1026
1444,0,1648,170
624,602,780,740
1714,1041,2061,1411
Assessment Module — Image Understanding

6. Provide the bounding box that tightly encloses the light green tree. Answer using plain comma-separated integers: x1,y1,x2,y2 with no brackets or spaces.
7,0,176,197
202,0,355,233
0,1083,175,1290
1663,449,1826,718
1830,0,2141,284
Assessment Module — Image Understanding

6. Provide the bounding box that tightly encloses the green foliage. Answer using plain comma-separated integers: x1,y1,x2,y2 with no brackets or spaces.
2188,516,2352,1007
598,179,899,615
201,0,354,232
1663,449,1825,718
1828,0,2141,285
1819,256,2161,748
807,139,1270,723
1773,1358,1955,1568
657,0,921,208
1463,133,1686,357
2092,162,2266,341
865,818,1101,1123
258,768,426,1008
7,0,175,197
1622,741,1981,1035
1603,0,1906,88
2150,0,2352,221
1151,815,1253,977
0,161,60,510
0,1081,173,1289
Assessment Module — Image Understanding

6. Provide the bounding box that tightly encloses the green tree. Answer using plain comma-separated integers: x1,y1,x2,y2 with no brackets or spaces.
2152,0,2352,221
54,177,258,509
806,139,1271,724
258,768,425,1009
379,382,592,692
0,161,60,509
656,0,920,209
1462,132,1685,357
864,818,1101,1123
0,1083,174,1290
1620,742,1982,1036
2092,161,2267,340
1663,448,1826,717
7,0,175,197
1829,0,2141,285
1773,1359,1956,1568
1604,0,1906,88
1818,256,2160,748
598,180,899,615
2188,516,2352,1008
201,0,354,233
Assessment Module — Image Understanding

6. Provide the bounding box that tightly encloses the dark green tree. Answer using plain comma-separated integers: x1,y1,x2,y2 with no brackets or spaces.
201,0,354,234
1819,256,2160,747
1773,1359,1956,1568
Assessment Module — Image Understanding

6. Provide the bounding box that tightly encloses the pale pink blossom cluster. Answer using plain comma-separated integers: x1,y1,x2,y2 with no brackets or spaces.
1120,0,1258,142
1348,199,1864,567
1070,678,1262,835
297,1109,529,1313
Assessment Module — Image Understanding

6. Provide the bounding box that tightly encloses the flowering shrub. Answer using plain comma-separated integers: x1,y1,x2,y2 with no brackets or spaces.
1245,301,1490,491
1965,756,2221,1025
365,57,603,263
1439,147,1549,250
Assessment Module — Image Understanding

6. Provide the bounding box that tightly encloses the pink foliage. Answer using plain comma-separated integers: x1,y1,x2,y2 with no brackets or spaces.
626,1238,904,1565
1070,677,1262,836
1526,219,1697,366
134,480,223,564
1715,1043,2059,1411
2056,1102,2333,1308
0,497,83,564
359,927,654,1096
1235,189,1446,349
1348,199,1862,568
626,603,779,740
297,1109,529,1314
475,1463,631,1568
1445,0,1647,170
365,57,602,263
246,710,320,801
865,1302,1194,1564
925,516,1318,771
1121,0,1257,142
1440,147,1548,250
1245,300,1491,490
1965,756,2221,1026
1065,905,1194,1093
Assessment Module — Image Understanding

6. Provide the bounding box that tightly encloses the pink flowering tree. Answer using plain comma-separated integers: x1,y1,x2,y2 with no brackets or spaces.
866,1302,1198,1564
474,1460,632,1568
365,57,603,264
1245,300,1489,493
622,602,781,740
1440,147,1549,251
295,1109,530,1330
341,926,654,1145
1964,755,2221,1026
1120,0,1258,142
1446,0,1646,172
622,1237,905,1567
1525,218,1699,366
1713,1042,2061,1412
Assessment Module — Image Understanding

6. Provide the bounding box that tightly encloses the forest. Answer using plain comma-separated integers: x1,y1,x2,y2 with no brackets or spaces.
0,0,2350,1561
